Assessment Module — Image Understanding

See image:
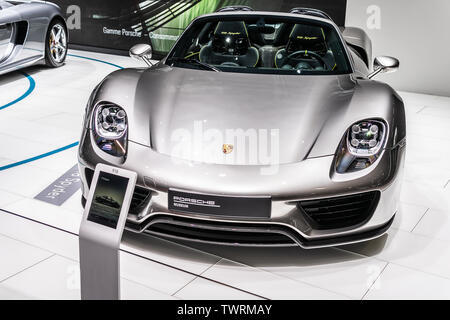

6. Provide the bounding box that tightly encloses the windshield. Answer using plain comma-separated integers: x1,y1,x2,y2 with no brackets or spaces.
166,15,352,75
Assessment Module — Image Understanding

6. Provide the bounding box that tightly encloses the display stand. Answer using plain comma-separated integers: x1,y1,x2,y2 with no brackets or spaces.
79,164,137,300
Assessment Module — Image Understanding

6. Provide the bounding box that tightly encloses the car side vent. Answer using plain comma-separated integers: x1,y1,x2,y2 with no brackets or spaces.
289,7,333,21
216,5,254,12
297,191,380,230
15,21,28,45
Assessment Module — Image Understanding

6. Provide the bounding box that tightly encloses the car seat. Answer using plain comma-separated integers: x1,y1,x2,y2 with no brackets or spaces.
199,21,259,67
274,24,335,70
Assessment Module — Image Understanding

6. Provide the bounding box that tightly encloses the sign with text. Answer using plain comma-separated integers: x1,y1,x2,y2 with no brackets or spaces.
52,0,346,55
34,164,81,206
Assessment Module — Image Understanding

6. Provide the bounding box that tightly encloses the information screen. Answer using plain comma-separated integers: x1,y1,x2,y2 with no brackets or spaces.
87,172,129,229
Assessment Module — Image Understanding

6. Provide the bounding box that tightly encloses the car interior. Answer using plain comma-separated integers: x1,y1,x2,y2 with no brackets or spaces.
173,16,350,74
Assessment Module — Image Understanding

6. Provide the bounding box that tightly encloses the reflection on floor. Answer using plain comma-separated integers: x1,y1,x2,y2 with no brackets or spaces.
1,50,450,299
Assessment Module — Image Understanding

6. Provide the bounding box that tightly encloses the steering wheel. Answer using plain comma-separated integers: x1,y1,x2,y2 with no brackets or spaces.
285,50,327,70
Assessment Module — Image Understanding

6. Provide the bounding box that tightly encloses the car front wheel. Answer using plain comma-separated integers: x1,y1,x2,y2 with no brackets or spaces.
45,20,67,67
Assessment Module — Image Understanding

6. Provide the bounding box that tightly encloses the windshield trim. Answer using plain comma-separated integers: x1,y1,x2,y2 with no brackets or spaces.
165,13,354,75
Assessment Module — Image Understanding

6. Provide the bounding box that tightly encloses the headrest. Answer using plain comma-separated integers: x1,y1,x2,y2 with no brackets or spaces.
214,21,249,37
212,21,250,55
286,24,328,55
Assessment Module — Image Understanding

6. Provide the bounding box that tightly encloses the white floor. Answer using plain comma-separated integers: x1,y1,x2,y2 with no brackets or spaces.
1,50,450,300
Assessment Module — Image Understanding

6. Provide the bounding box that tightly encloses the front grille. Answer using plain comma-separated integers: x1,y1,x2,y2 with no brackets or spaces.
148,223,294,245
128,215,296,246
85,167,151,214
126,212,395,248
297,191,380,230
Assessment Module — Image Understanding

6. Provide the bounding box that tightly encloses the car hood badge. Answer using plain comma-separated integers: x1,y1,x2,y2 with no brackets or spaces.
222,144,233,154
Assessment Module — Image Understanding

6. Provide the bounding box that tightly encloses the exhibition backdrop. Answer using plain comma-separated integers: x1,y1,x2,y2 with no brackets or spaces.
52,0,346,56
347,0,450,97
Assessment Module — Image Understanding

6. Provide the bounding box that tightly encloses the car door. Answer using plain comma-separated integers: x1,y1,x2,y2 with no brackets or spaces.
0,23,14,63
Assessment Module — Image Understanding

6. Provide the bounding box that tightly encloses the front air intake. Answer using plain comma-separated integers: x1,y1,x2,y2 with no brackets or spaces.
297,191,380,230
129,185,151,214
127,215,296,246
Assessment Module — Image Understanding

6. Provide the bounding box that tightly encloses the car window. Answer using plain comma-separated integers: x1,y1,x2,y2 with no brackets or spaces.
166,15,352,75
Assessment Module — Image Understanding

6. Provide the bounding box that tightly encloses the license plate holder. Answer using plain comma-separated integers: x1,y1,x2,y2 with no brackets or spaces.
168,189,271,219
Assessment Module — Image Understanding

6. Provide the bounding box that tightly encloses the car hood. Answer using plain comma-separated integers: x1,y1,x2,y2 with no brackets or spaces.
129,66,357,165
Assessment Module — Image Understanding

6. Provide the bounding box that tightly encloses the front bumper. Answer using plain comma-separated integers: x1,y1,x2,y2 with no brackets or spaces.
78,128,405,248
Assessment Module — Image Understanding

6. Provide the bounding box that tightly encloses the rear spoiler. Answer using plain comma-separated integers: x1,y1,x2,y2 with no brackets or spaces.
289,7,333,21
216,5,254,13
216,6,336,23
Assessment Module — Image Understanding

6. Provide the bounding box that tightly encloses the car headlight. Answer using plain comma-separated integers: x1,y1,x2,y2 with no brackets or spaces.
335,120,387,173
92,103,128,157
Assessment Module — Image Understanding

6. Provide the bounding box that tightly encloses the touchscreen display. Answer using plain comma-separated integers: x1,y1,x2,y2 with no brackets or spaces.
87,171,129,229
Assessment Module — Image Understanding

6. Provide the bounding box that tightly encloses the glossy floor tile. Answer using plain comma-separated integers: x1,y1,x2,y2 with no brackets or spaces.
392,202,428,232
412,208,450,242
0,234,53,282
364,263,450,300
0,255,176,300
0,190,23,208
340,228,450,280
182,242,387,299
174,277,262,300
0,211,236,300
201,258,348,300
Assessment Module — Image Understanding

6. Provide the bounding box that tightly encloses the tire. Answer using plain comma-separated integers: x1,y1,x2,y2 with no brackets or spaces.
45,20,67,68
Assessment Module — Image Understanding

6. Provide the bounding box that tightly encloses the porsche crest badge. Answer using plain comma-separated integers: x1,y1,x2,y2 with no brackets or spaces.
222,144,233,154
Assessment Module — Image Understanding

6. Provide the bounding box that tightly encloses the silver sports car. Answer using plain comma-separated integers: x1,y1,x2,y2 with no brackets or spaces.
78,7,406,248
0,0,67,75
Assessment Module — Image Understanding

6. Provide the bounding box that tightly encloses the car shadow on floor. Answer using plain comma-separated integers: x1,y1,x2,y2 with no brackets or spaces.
153,233,391,268
122,231,222,268
0,65,53,81
0,71,26,85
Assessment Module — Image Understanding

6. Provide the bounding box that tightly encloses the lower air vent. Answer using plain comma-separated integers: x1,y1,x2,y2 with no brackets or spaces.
131,215,296,246
129,185,151,214
148,223,293,245
297,191,380,230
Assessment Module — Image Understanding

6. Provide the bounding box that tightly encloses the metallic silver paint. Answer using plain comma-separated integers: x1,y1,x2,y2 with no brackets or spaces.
129,43,153,66
78,11,406,248
0,0,66,75
368,56,400,79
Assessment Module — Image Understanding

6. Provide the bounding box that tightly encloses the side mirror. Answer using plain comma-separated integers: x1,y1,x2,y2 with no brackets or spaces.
129,43,153,66
368,56,399,79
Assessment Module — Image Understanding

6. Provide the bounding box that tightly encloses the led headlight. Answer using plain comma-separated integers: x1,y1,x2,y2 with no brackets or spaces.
92,103,128,157
336,120,387,173
347,121,385,156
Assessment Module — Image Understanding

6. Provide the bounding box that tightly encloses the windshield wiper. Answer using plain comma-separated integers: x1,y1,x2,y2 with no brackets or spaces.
168,57,221,72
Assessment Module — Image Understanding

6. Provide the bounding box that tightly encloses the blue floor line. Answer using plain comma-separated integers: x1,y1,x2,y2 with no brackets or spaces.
68,54,124,69
0,54,123,171
0,142,79,171
0,72,36,111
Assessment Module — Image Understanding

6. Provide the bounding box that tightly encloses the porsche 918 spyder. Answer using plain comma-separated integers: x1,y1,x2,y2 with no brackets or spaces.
78,7,405,248
0,0,67,75
95,195,121,209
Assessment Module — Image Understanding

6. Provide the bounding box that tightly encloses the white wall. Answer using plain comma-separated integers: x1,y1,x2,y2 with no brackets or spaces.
346,0,450,97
